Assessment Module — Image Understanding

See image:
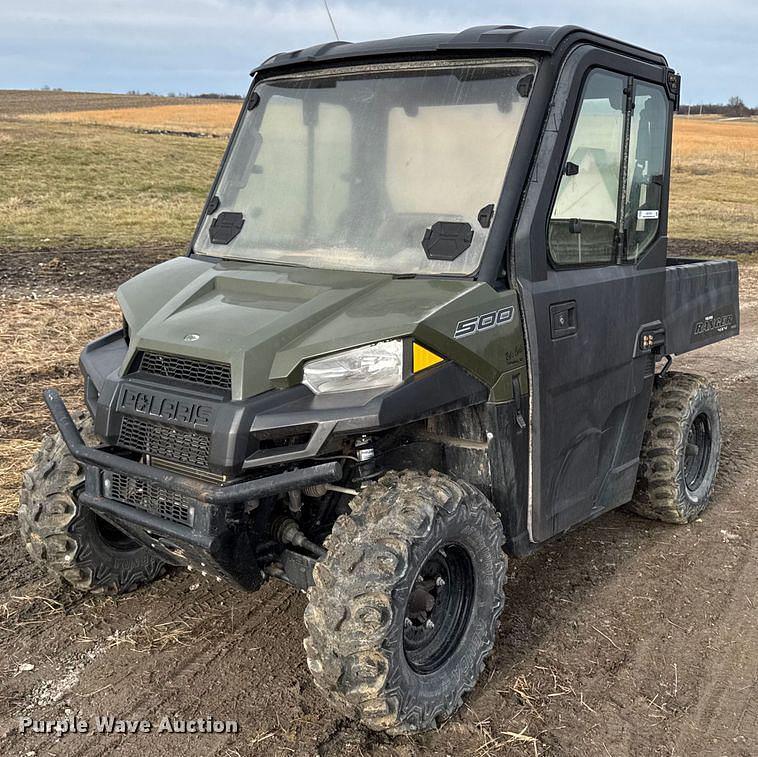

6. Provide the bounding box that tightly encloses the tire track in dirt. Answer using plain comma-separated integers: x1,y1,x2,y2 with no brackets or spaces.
78,585,303,757
671,539,757,756
661,368,758,757
7,570,330,757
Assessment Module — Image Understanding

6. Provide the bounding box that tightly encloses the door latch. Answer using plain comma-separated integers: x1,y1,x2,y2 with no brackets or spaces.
549,300,577,339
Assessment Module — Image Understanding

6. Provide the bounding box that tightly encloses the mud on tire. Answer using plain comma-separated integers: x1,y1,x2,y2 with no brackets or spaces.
18,411,165,593
303,470,507,735
629,371,721,524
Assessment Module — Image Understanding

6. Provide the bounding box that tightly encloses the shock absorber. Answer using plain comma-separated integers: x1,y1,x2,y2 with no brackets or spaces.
273,517,326,558
354,434,376,486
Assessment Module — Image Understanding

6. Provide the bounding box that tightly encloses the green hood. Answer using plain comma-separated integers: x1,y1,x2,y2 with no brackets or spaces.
117,256,524,401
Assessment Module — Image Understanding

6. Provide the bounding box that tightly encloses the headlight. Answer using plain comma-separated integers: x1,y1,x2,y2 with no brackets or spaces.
302,340,404,394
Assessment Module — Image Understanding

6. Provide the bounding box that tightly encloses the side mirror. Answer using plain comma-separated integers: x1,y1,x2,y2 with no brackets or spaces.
565,161,580,176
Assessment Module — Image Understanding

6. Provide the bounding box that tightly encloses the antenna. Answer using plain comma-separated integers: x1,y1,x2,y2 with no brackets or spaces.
322,0,340,41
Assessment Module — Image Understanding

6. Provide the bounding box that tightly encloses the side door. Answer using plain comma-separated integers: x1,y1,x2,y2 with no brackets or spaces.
512,50,674,543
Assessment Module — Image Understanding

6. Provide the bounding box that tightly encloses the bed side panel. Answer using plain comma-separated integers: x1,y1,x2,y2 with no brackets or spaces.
663,258,740,355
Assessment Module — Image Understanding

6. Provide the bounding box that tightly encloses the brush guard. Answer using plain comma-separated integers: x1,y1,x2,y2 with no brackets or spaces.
43,389,341,589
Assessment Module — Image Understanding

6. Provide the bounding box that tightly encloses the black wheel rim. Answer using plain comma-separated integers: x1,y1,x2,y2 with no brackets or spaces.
403,544,475,675
683,412,712,493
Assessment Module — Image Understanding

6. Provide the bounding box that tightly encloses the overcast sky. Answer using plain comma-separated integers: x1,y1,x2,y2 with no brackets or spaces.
1,1,755,104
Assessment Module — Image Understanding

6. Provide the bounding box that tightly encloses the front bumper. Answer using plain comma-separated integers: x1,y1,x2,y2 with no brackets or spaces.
44,389,342,588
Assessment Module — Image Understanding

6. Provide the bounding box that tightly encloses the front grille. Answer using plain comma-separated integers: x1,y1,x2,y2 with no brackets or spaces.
118,415,211,469
136,351,231,391
108,471,195,527
152,456,226,485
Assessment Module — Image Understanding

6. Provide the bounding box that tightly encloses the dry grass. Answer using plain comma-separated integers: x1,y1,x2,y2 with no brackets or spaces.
460,668,583,756
27,102,241,137
672,117,758,161
75,619,197,652
0,118,226,252
0,589,66,634
0,440,39,517
670,117,758,242
0,295,120,515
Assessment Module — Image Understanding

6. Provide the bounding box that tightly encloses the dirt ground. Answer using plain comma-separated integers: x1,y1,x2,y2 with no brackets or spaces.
0,246,755,757
0,90,240,117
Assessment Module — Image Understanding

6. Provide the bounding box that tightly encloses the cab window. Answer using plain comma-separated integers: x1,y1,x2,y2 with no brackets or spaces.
624,82,669,261
549,70,626,266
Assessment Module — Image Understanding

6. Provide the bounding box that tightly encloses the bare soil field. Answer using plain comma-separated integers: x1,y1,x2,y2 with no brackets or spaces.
0,248,755,757
0,89,239,116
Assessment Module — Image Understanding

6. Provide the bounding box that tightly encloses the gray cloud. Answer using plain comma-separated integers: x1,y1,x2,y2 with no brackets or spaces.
0,1,755,103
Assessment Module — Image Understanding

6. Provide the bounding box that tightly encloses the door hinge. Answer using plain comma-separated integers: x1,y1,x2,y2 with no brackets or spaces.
614,228,627,262
665,69,681,111
512,375,527,430
623,82,635,113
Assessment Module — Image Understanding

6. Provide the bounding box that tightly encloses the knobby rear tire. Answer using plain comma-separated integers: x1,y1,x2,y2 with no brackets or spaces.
629,371,721,524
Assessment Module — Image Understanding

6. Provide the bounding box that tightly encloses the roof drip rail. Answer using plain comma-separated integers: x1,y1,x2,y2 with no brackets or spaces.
251,25,668,75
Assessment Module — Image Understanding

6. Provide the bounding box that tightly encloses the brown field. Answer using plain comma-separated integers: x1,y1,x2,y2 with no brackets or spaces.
0,89,228,116
670,117,758,242
27,101,242,137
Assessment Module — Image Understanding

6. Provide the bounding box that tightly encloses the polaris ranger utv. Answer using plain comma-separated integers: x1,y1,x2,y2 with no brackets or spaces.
20,25,740,734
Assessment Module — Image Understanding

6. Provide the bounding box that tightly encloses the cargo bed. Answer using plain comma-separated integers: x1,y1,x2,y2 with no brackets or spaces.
663,258,740,355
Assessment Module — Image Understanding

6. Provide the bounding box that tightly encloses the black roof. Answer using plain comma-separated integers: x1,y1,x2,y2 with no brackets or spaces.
253,25,667,75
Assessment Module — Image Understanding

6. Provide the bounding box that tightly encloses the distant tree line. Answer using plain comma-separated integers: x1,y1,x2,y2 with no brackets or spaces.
35,86,754,112
680,96,757,117
125,90,243,100
36,86,242,100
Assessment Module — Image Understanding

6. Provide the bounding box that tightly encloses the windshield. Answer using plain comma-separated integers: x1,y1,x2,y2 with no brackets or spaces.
195,59,536,275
